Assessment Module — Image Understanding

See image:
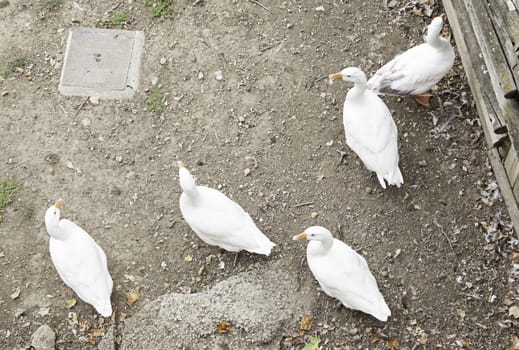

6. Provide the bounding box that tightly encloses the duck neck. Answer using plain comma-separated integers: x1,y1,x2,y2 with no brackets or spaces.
427,33,449,49
182,185,199,199
312,237,333,253
47,221,68,241
321,238,333,251
348,82,367,99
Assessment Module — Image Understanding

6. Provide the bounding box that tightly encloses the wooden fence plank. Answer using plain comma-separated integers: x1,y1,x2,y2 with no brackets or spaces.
443,0,519,230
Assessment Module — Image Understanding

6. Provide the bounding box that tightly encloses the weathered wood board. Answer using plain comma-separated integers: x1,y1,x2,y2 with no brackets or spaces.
443,0,519,231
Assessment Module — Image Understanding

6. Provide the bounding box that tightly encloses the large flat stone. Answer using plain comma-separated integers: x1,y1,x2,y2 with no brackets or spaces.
59,27,144,99
121,262,300,350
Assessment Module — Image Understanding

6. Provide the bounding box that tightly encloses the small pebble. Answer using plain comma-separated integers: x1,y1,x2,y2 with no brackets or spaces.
215,71,223,81
418,160,427,167
315,5,325,12
244,168,251,176
311,212,319,219
89,96,99,105
38,307,50,317
198,71,204,81
31,324,55,350
81,118,91,127
10,288,20,300
14,309,25,318
160,57,167,65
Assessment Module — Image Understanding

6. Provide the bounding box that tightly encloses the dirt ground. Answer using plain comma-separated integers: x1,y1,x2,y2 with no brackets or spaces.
1,0,518,349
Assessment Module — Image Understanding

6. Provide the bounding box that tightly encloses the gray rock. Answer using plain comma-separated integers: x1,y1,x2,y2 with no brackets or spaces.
121,262,298,350
31,324,55,350
97,326,115,350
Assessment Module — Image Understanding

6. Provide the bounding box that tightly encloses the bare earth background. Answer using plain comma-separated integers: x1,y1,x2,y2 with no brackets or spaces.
1,0,518,349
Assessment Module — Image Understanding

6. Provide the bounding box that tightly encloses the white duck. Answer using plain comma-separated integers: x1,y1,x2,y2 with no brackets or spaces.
329,67,403,189
293,226,391,322
44,199,113,317
367,15,455,107
177,161,275,255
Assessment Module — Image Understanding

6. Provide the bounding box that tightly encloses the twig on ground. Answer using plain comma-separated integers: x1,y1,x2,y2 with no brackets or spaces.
73,97,89,118
433,218,455,253
293,201,314,208
249,0,270,11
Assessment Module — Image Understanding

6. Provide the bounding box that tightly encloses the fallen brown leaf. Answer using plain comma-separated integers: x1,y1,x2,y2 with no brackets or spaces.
126,288,141,306
198,265,206,276
461,339,475,350
92,328,104,337
68,312,78,327
88,336,96,345
386,336,399,349
216,320,231,334
511,335,519,350
300,314,312,331
456,309,466,319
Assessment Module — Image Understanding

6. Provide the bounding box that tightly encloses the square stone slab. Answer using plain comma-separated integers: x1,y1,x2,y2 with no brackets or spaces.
59,27,144,99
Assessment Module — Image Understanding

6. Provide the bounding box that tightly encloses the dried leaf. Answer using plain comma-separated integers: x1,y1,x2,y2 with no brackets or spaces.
124,274,136,281
126,288,141,306
386,336,400,349
66,161,74,169
511,335,519,350
300,314,312,331
509,305,519,319
419,332,429,345
68,312,78,326
303,335,321,350
511,253,519,263
456,309,466,319
216,320,231,334
65,298,77,309
92,328,103,337
198,265,206,276
311,212,319,218
184,255,193,262
119,312,127,321
461,339,475,350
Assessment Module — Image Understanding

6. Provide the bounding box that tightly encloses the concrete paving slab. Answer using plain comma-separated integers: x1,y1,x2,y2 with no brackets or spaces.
59,27,144,99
